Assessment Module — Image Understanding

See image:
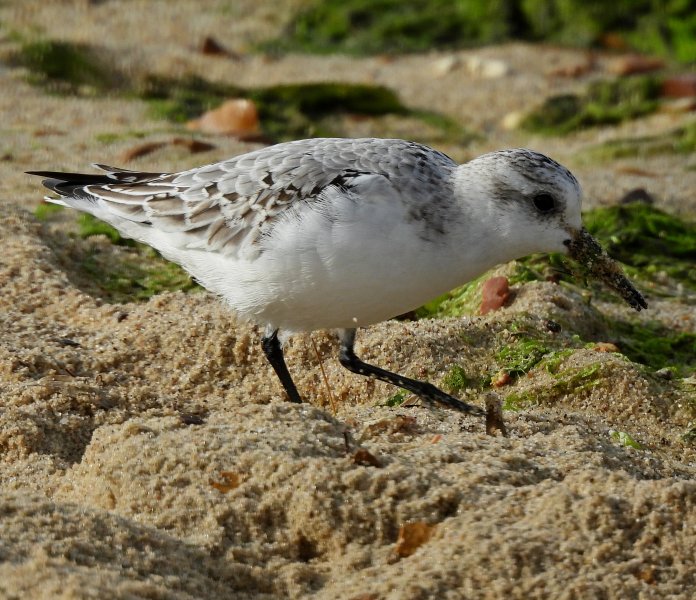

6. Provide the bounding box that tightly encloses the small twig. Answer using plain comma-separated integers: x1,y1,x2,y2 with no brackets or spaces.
311,335,337,414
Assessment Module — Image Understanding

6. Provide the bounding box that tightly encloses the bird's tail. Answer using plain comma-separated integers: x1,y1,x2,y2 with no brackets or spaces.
27,164,167,199
26,164,171,214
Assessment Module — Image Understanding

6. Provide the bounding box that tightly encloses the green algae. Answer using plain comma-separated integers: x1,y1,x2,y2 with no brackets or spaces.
9,37,474,144
33,202,65,221
95,130,151,145
496,339,550,378
611,319,696,376
609,430,644,450
77,215,198,301
266,0,521,55
683,423,696,445
140,75,473,144
78,214,132,246
521,76,661,135
503,361,604,410
542,349,576,375
10,38,119,94
268,0,696,62
77,245,198,303
414,253,568,321
582,121,696,161
385,389,408,407
415,274,487,319
441,365,475,394
583,202,696,293
34,209,197,303
414,203,694,379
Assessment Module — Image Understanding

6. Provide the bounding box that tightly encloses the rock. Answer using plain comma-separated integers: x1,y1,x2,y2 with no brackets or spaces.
655,367,674,380
199,36,239,59
608,54,665,76
592,342,620,353
465,56,510,78
548,54,596,78
491,371,512,388
501,110,524,130
661,74,696,98
187,99,260,136
393,522,436,559
432,55,460,76
479,276,510,315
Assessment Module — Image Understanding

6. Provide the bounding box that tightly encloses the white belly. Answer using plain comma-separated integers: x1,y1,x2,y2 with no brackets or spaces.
170,193,492,332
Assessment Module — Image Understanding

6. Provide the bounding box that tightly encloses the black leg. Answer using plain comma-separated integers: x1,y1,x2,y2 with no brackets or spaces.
261,329,302,404
338,328,485,416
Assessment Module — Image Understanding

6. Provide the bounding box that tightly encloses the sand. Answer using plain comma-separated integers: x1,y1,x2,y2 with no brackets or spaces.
1,1,695,598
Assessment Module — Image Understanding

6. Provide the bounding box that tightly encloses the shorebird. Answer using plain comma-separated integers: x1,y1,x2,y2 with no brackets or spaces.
28,138,646,419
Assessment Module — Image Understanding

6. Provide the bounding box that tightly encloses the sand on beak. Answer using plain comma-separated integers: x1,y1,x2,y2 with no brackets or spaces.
565,228,648,311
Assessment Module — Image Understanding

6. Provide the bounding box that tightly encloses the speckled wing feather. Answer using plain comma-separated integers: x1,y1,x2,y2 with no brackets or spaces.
44,138,457,257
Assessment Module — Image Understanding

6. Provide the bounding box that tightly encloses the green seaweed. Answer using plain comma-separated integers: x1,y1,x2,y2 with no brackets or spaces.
496,339,549,377
265,0,521,55
250,82,407,141
10,36,474,144
78,245,198,303
385,389,408,406
503,362,605,410
625,7,696,64
95,130,150,145
609,430,644,450
76,215,197,301
414,203,695,378
583,202,696,293
78,214,132,246
582,121,696,161
36,211,197,303
682,424,696,445
415,273,487,319
267,0,696,62
548,361,603,393
441,365,474,394
610,320,696,376
7,36,472,143
509,203,696,303
137,75,241,123
542,348,576,374
141,76,473,144
502,390,536,411
463,203,696,300
33,203,65,221
521,76,661,135
522,0,696,62
10,38,118,94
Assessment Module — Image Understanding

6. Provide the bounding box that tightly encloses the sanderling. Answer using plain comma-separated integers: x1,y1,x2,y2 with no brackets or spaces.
28,138,646,420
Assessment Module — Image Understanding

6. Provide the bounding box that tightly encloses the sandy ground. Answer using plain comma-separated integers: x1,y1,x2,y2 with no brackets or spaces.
1,1,695,599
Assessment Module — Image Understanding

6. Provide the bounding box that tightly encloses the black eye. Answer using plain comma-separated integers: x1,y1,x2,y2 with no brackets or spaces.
533,193,556,213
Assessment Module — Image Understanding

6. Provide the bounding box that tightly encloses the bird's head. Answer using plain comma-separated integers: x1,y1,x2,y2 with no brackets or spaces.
456,148,647,311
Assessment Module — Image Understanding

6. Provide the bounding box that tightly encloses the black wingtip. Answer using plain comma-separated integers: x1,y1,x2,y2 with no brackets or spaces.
26,170,114,197
26,170,113,183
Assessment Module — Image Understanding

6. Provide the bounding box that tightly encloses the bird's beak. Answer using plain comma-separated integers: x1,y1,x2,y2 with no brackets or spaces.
564,227,648,311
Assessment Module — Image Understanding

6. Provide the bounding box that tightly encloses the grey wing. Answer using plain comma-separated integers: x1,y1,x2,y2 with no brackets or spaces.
63,138,456,256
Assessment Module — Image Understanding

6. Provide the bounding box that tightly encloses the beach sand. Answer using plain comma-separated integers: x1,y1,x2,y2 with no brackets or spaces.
1,2,694,598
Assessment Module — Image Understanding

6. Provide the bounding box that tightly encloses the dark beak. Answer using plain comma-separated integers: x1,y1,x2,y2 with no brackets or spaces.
565,228,648,311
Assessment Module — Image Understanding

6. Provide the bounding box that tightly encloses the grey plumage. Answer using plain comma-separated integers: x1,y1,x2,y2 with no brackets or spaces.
30,138,460,257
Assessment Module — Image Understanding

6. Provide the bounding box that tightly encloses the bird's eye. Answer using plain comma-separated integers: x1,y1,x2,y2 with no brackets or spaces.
533,193,556,213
